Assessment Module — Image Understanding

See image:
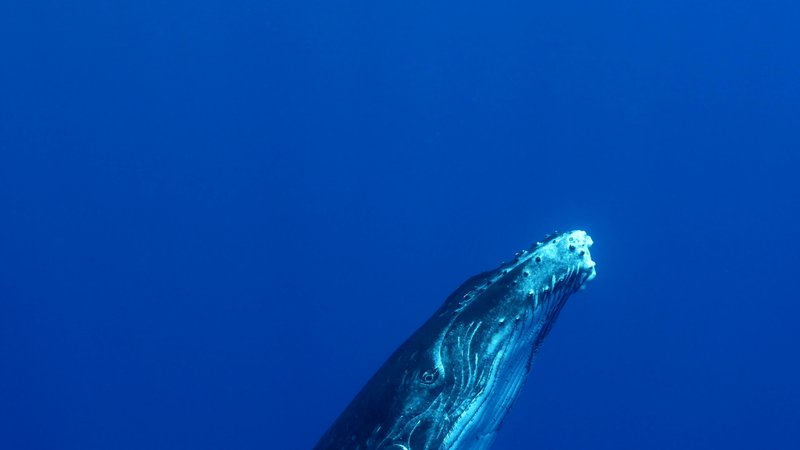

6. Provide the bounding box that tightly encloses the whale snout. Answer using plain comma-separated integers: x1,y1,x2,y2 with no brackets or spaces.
563,230,597,283
538,230,597,289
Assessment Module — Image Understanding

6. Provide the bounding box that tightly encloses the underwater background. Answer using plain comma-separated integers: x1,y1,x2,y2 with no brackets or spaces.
2,1,799,449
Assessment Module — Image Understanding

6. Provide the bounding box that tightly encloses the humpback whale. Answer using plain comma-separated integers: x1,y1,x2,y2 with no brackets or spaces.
314,230,597,450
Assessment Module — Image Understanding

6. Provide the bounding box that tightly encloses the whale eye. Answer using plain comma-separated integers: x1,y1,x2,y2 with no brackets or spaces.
420,368,440,384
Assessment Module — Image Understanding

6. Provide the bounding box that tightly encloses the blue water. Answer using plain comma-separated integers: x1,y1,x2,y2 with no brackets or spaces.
2,1,799,449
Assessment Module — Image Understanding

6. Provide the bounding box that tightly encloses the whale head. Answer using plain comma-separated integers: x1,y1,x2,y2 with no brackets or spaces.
313,230,597,450
433,229,597,448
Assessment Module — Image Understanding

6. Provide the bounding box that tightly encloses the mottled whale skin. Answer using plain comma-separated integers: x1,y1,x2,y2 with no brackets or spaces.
314,230,597,450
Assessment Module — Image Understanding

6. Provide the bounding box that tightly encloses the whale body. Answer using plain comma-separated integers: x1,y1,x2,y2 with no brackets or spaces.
314,230,597,450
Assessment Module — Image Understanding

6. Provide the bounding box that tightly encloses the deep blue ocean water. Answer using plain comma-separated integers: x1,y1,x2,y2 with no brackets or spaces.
2,1,799,449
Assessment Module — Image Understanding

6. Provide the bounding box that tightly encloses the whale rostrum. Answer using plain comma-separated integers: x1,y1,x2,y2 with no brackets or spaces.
314,230,597,450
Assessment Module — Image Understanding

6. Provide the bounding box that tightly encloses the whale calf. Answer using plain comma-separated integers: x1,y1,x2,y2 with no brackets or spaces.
314,230,597,450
